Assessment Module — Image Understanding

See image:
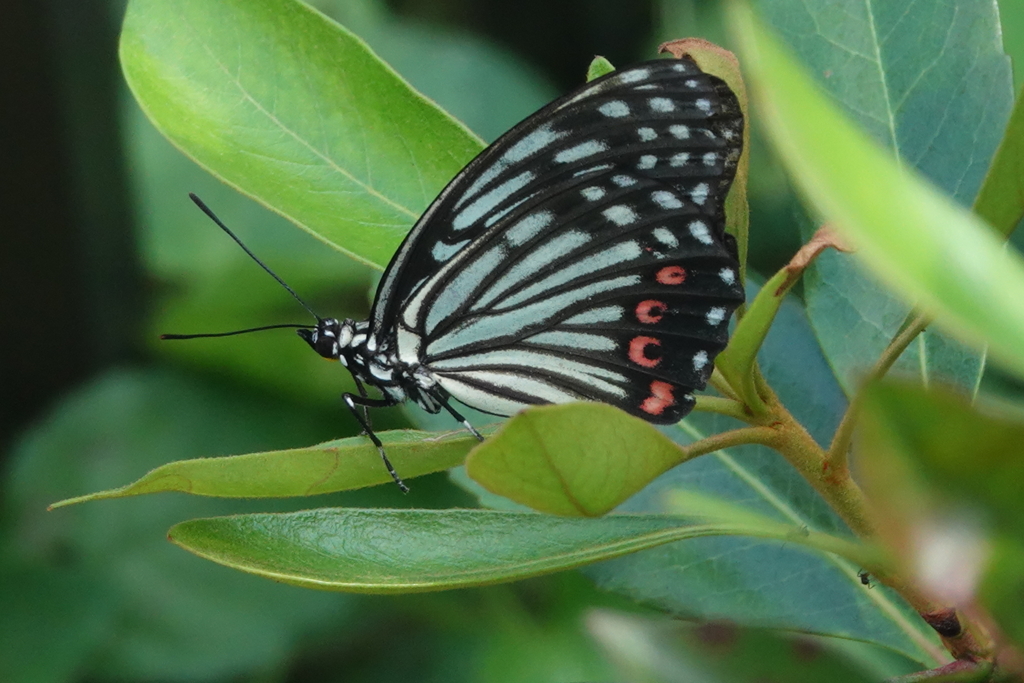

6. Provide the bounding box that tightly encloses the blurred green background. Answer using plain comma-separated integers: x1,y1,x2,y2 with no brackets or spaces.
2,0,1023,681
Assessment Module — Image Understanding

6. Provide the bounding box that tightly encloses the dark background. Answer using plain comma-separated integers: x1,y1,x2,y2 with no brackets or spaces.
2,1,1022,682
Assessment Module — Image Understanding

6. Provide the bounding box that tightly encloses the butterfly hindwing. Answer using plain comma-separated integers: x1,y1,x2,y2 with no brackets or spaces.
387,164,742,420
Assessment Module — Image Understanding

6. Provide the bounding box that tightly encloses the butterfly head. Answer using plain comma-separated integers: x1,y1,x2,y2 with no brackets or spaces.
298,318,357,365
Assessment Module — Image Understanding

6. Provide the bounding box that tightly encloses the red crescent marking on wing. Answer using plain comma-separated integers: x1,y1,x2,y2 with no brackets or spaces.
629,336,661,368
636,299,666,323
640,380,676,416
656,265,687,285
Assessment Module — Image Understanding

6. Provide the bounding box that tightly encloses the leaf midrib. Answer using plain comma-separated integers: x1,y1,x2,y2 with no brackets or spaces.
676,419,944,664
181,7,420,222
864,0,901,165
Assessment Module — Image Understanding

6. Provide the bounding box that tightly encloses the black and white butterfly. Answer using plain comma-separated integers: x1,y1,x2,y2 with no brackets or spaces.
183,57,745,491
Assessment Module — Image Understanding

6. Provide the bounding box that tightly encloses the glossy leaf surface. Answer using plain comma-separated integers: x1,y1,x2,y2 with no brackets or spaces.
974,83,1024,238
169,507,861,594
466,404,689,517
754,0,1013,394
121,0,483,269
456,279,943,666
732,3,1024,382
52,429,479,508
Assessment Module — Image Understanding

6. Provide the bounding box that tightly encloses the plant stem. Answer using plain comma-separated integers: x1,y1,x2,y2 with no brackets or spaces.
676,425,777,465
693,395,755,423
757,381,877,540
887,659,993,683
827,312,930,468
755,374,995,663
710,367,740,400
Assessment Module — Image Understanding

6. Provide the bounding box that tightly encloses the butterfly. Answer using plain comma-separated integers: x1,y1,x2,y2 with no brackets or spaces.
180,57,746,492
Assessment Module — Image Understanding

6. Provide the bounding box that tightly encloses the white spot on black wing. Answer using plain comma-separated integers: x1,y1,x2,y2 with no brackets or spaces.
453,171,535,230
669,124,689,139
503,124,565,164
619,68,650,83
564,306,623,324
651,191,682,210
652,227,678,249
637,127,657,141
603,205,637,226
649,98,675,113
505,211,554,246
690,183,709,206
555,140,608,163
599,101,630,118
706,307,726,326
689,221,712,245
670,152,689,167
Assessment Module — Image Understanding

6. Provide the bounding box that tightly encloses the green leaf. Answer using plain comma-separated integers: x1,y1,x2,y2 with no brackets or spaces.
974,84,1024,237
588,610,882,683
126,2,557,404
977,538,1024,651
168,507,863,593
320,1,558,143
860,381,1024,540
120,0,483,270
465,403,691,517
586,56,616,81
665,490,883,570
456,279,940,665
715,267,790,409
7,369,357,680
151,246,375,409
126,101,379,408
752,0,1014,394
998,0,1024,90
857,379,1024,650
577,279,944,667
730,3,1024,382
52,428,480,508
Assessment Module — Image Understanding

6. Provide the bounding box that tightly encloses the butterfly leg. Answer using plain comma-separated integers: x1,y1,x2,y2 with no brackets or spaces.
352,376,373,433
434,393,484,442
341,392,409,493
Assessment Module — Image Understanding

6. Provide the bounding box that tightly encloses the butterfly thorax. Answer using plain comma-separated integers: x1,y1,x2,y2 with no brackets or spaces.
298,318,444,411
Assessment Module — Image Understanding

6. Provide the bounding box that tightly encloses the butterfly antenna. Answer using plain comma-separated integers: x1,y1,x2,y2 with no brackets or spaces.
161,323,313,341
188,193,322,322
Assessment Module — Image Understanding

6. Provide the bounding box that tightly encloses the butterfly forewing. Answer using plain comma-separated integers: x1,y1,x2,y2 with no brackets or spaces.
376,57,744,423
